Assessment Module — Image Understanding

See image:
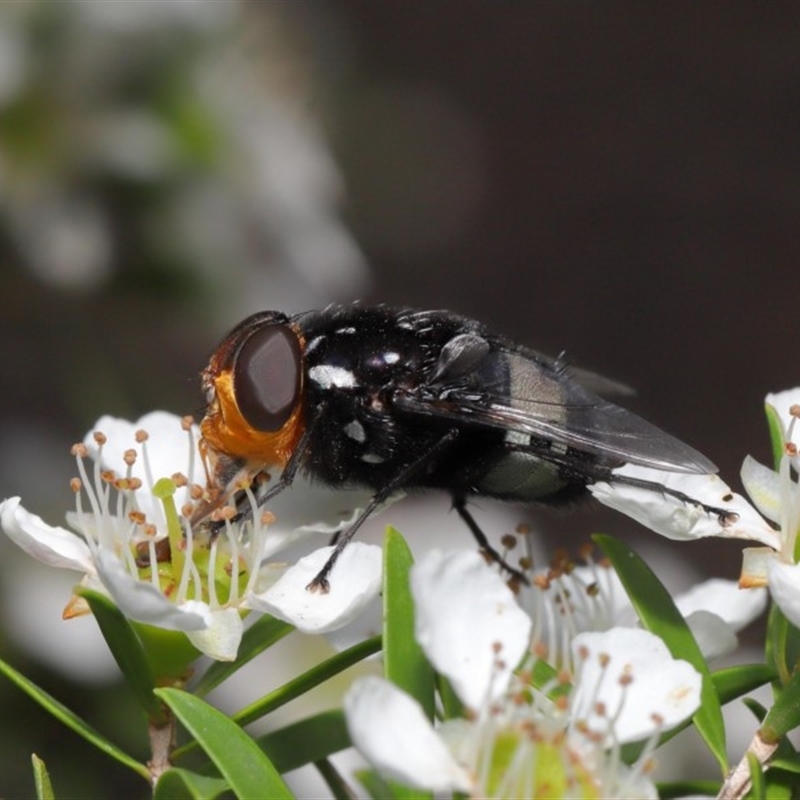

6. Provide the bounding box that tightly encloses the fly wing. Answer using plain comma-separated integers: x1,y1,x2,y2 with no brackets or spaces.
394,343,717,475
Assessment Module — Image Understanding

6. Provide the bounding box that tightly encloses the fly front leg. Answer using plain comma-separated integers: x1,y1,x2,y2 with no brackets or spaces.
307,428,462,593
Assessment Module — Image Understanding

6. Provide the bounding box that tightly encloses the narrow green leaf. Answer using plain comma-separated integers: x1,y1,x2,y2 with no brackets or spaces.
656,780,721,799
154,768,230,800
763,666,800,742
232,635,381,729
354,769,400,800
31,754,54,800
769,757,800,775
0,654,149,779
750,750,767,800
383,527,435,719
767,604,800,688
765,402,786,472
314,758,356,800
77,588,167,724
744,698,769,722
255,710,351,773
156,688,293,800
594,534,728,773
713,664,777,705
194,614,294,697
764,774,795,800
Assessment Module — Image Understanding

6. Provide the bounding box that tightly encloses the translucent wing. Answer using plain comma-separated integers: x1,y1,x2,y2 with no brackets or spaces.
394,340,716,475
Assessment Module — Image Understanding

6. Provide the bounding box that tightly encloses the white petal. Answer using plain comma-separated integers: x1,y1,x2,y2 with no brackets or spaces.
767,558,800,629
740,547,772,588
94,549,210,631
185,607,243,661
740,456,782,524
84,411,203,519
765,388,800,446
570,628,701,745
344,676,471,793
675,578,767,632
1,497,93,572
247,543,382,633
684,610,737,661
411,549,531,710
589,464,781,550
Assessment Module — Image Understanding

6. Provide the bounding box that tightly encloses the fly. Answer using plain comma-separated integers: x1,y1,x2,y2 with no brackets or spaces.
193,305,734,591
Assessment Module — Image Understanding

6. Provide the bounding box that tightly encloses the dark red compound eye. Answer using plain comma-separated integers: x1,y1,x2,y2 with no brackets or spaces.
233,325,302,431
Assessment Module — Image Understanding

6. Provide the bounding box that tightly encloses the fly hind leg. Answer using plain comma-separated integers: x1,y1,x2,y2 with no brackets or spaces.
452,495,530,587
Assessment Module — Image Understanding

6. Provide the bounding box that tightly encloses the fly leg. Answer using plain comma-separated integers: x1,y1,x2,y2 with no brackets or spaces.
607,472,739,527
452,495,530,587
206,405,325,535
307,429,461,593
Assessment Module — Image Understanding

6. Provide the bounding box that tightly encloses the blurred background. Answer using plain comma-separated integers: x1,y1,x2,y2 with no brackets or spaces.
0,1,798,796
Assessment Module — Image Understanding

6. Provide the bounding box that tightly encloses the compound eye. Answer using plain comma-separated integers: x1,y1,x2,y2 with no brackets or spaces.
233,325,302,432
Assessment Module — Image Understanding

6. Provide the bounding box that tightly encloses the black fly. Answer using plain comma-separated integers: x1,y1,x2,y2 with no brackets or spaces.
194,305,730,591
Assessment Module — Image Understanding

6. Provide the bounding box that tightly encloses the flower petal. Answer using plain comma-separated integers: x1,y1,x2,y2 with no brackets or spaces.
1,496,93,572
740,456,782,524
675,578,767,632
683,610,737,661
85,411,203,521
766,388,800,445
94,549,210,631
344,676,472,793
185,606,243,661
740,546,772,588
570,627,701,745
411,549,531,710
247,543,382,633
767,558,800,629
589,464,780,550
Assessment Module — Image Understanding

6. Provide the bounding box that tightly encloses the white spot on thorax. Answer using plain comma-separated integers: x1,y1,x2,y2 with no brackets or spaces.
383,351,400,364
308,365,358,389
335,326,356,334
305,335,325,355
361,452,385,464
344,420,366,442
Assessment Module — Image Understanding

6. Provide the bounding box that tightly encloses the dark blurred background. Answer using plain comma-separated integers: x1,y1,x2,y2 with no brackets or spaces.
0,1,797,796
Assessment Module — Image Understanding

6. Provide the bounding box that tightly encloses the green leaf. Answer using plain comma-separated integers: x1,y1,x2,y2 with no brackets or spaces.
713,664,777,705
77,588,167,724
31,754,54,800
383,527,435,719
765,401,786,472
594,534,728,773
751,750,767,800
354,769,401,800
763,666,800,742
156,688,293,800
232,635,381,729
193,613,294,697
154,768,230,800
766,604,800,687
0,653,149,780
255,710,351,773
313,758,355,800
656,780,721,799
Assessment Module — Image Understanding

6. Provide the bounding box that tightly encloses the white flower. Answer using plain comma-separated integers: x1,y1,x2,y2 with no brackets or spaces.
516,551,766,666
0,411,381,662
345,550,701,799
738,389,800,626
